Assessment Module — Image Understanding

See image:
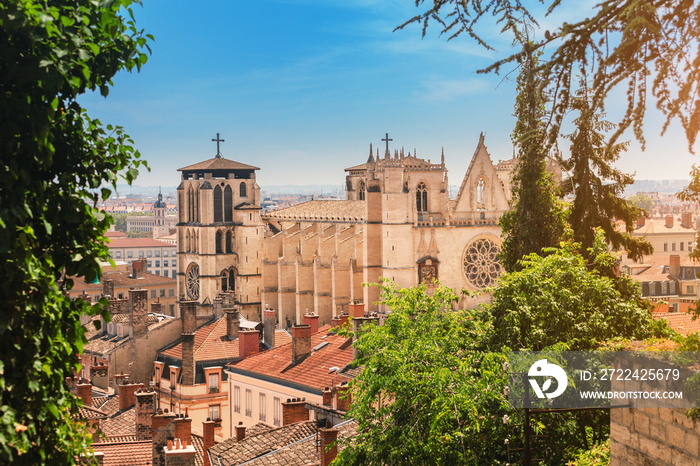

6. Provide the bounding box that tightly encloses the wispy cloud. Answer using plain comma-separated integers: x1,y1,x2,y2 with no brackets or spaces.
418,77,491,103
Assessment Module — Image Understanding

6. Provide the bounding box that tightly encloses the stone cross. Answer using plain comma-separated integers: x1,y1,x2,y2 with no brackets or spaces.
212,133,225,158
382,133,392,154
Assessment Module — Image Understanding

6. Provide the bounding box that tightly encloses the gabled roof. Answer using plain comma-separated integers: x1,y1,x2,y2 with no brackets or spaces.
89,441,152,466
227,327,354,393
263,200,365,223
208,420,318,466
241,419,359,465
160,317,240,362
178,157,260,172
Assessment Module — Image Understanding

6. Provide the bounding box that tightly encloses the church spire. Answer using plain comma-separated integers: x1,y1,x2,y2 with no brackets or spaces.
367,143,375,163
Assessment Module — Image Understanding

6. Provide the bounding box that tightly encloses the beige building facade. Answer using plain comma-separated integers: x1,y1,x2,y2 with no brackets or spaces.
177,133,511,327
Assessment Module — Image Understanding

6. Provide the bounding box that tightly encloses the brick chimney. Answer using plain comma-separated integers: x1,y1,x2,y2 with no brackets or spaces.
322,387,333,407
151,301,163,315
239,329,259,360
682,212,693,228
320,426,339,466
303,313,319,334
102,278,115,298
330,314,350,330
132,258,147,278
173,411,192,446
129,288,148,339
118,381,144,411
235,421,246,442
76,381,92,406
114,371,130,388
348,302,365,318
670,255,681,278
263,307,276,348
180,301,197,334
225,308,239,340
291,325,311,364
135,389,157,440
666,215,674,228
163,440,196,466
335,382,350,412
282,398,309,425
202,419,216,466
181,333,195,386
152,409,176,466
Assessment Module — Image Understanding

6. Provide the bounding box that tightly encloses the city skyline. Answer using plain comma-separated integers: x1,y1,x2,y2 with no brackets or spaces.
79,0,700,189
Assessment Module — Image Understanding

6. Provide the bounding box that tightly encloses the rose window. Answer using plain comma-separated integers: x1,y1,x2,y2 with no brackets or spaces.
463,238,502,288
186,263,200,300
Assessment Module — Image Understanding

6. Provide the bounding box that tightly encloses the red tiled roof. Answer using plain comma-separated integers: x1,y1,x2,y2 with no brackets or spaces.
653,312,700,335
161,317,240,362
106,238,176,248
100,406,135,438
229,326,353,392
105,231,127,238
69,270,176,294
90,441,152,466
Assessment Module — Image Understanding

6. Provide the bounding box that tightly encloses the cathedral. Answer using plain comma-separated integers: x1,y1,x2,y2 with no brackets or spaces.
176,133,513,327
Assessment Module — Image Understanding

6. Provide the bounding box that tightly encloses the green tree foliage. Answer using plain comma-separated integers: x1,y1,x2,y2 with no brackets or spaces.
484,233,658,352
339,239,665,464
336,282,511,465
677,166,700,261
499,46,565,272
400,1,700,150
628,193,654,213
0,0,150,462
561,83,652,266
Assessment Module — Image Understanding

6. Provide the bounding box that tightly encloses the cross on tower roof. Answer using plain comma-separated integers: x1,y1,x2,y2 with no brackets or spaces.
382,132,393,154
212,132,225,158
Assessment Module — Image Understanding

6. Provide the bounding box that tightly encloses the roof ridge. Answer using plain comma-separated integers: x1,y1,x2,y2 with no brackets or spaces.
194,318,224,357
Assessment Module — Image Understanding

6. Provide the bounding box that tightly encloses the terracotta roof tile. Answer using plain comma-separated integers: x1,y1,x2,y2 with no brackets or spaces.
653,312,700,335
106,238,176,248
161,317,240,362
209,420,318,466
69,270,176,294
178,157,260,172
90,440,152,466
242,420,358,465
229,327,354,392
100,406,135,438
263,200,364,223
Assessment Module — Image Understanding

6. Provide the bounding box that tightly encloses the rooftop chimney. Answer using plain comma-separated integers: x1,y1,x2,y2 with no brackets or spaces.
173,411,192,446
239,329,259,360
349,302,365,318
151,301,163,315
180,301,197,334
102,278,115,298
129,288,148,339
181,334,195,386
303,313,319,335
335,382,350,412
682,212,693,229
263,307,276,348
235,421,246,442
152,409,176,466
132,258,147,278
282,398,309,426
225,308,239,340
76,381,92,406
202,420,216,466
291,325,311,364
320,426,339,466
135,389,157,440
322,387,333,407
118,381,144,411
666,215,674,228
670,255,681,278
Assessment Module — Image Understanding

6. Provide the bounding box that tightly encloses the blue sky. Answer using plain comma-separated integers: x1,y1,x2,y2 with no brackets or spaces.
80,0,699,189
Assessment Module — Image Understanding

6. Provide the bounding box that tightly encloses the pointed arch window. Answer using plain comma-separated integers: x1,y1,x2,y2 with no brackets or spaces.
476,178,486,208
224,185,233,222
225,230,233,253
214,186,223,222
359,181,366,201
215,230,223,254
187,186,194,222
240,182,247,198
416,182,428,212
221,268,236,293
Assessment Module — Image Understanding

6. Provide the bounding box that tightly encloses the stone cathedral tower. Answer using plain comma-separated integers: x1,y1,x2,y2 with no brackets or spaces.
176,137,264,321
